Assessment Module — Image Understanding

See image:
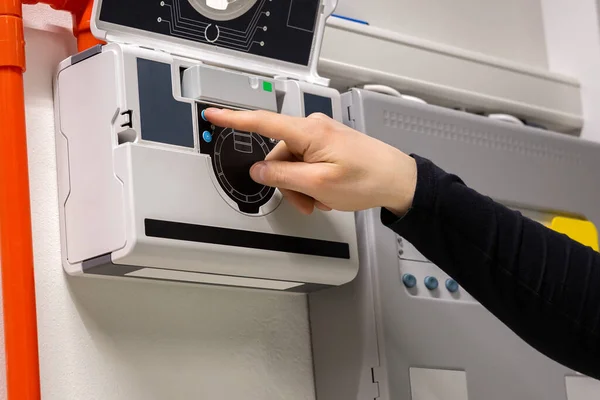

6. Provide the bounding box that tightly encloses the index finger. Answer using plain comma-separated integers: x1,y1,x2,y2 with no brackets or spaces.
203,108,309,151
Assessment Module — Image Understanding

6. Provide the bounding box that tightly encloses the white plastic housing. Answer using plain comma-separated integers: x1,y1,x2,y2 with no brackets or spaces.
54,43,358,292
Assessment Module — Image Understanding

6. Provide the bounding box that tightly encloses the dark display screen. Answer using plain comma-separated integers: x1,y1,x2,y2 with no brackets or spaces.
99,0,320,66
197,103,276,214
304,93,333,118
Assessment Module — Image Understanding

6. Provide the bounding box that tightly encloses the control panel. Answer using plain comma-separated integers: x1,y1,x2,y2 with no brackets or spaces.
396,209,598,305
197,102,280,215
397,234,476,303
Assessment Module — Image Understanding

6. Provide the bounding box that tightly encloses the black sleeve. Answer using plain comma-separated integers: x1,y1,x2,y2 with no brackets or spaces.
382,154,600,379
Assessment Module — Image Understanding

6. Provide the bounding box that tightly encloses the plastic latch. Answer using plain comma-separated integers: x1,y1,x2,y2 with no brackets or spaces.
550,217,599,251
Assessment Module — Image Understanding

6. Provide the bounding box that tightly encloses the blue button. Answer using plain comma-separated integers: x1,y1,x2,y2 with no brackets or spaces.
202,130,213,143
445,279,459,293
424,276,438,290
201,109,208,121
402,274,417,289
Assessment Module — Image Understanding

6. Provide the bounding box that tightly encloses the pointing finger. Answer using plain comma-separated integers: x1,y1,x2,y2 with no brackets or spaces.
203,108,310,153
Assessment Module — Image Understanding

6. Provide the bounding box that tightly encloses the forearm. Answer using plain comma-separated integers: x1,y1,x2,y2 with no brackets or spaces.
382,155,600,378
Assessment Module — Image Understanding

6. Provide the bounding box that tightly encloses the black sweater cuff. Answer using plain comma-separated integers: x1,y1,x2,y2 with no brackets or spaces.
381,154,442,229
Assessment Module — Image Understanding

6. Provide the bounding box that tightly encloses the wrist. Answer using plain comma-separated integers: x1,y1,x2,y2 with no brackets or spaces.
381,150,417,217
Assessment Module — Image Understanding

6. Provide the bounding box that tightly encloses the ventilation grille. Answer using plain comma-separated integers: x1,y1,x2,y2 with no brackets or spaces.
382,109,582,166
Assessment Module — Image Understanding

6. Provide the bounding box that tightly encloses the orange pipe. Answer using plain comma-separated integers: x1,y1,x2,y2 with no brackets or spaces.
71,0,101,52
0,1,40,399
0,0,99,399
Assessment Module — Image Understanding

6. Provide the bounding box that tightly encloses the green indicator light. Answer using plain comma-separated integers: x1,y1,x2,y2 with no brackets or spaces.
263,81,273,92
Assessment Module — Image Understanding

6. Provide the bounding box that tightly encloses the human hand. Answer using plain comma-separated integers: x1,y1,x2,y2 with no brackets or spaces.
204,109,417,216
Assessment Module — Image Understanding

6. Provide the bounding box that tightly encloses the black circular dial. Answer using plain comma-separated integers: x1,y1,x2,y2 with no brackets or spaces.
199,105,277,214
212,128,275,213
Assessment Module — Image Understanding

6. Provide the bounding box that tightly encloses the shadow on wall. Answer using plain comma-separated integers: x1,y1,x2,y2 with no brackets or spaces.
67,274,301,346
62,273,314,399
67,269,306,355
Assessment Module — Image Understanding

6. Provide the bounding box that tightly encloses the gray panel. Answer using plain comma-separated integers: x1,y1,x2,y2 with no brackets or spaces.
287,283,333,293
132,276,330,293
304,93,334,118
366,207,569,400
350,89,600,227
137,59,194,148
82,254,143,276
71,44,103,66
310,89,600,400
82,254,330,293
182,65,277,112
309,211,382,400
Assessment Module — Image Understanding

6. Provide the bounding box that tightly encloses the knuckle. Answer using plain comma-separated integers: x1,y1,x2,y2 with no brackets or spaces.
307,112,330,121
305,118,329,135
329,166,346,182
269,165,288,186
311,168,335,188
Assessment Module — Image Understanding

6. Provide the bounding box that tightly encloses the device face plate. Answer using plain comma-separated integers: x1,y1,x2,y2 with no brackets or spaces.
197,102,278,214
97,0,321,66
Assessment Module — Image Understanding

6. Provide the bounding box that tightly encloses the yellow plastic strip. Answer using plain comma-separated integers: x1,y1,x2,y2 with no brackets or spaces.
550,217,599,251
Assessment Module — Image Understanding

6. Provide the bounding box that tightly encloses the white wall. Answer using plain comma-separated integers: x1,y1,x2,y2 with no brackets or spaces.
334,0,549,68
541,0,600,142
17,5,315,400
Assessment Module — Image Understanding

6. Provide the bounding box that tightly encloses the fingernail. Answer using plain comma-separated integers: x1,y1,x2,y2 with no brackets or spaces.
204,108,224,117
250,162,266,183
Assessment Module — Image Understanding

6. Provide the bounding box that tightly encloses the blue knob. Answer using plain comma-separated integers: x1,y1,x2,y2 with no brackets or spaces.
201,109,208,121
402,274,417,289
202,130,213,143
445,279,459,293
424,276,438,290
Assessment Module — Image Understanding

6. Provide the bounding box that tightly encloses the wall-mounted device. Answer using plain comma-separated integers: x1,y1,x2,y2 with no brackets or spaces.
309,89,600,399
53,0,359,292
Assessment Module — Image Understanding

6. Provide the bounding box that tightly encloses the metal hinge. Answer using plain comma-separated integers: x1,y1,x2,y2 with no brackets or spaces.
70,44,103,66
371,366,383,399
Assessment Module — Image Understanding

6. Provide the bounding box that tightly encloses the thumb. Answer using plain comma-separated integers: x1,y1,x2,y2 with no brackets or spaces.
250,160,322,195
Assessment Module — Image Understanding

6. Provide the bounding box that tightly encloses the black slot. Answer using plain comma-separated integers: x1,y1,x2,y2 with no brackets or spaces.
145,219,351,260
